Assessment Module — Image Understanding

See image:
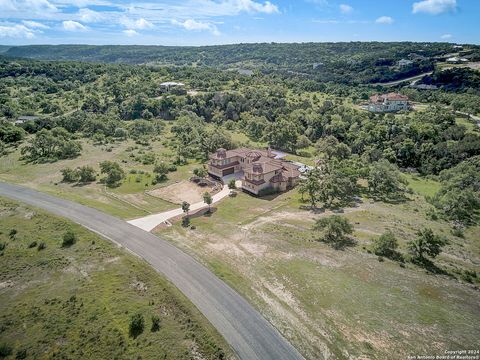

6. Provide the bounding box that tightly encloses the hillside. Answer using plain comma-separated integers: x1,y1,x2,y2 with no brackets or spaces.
3,42,467,84
0,197,231,360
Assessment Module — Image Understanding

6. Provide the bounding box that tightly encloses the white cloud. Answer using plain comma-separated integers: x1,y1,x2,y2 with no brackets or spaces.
412,0,457,15
22,20,49,28
0,0,17,11
440,33,452,39
62,20,87,31
123,29,138,37
231,0,279,14
119,17,154,30
339,4,353,14
78,8,105,23
172,19,220,36
25,0,57,11
375,16,394,24
0,24,35,38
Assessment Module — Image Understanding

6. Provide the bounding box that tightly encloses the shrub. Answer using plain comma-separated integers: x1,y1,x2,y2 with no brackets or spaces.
228,179,236,189
0,343,12,357
77,166,96,183
193,167,208,178
182,216,190,227
100,161,125,187
372,231,398,258
313,216,354,250
15,348,27,359
28,241,38,248
37,242,46,251
460,270,477,284
0,242,5,251
62,230,77,247
61,167,79,183
142,153,156,165
151,315,160,332
9,229,17,239
153,162,169,183
129,313,145,338
168,164,177,172
407,228,448,264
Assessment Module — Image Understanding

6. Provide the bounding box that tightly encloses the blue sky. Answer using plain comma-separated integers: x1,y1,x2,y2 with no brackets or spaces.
0,0,478,45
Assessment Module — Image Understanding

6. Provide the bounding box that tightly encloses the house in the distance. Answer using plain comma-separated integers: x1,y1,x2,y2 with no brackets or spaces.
367,93,411,113
397,59,413,67
446,57,468,64
207,147,301,196
159,81,186,95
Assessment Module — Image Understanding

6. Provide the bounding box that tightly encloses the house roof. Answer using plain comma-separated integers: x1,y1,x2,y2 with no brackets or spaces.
369,93,409,103
209,147,300,180
160,81,185,87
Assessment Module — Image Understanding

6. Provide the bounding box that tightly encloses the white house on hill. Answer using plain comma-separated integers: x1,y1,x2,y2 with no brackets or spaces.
368,93,410,113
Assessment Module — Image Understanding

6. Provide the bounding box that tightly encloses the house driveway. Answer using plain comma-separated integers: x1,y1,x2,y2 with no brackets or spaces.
128,180,241,231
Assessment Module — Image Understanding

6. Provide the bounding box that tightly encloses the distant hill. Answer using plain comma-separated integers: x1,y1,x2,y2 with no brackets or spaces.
4,42,478,84
0,46,12,54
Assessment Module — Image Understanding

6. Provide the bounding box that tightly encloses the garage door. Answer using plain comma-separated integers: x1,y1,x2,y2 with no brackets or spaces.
222,167,235,176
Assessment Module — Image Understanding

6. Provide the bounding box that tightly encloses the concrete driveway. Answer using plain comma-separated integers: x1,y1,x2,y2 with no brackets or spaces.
128,180,242,231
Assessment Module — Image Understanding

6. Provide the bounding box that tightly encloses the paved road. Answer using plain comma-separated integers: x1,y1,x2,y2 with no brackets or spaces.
129,181,241,231
0,182,304,360
368,71,433,87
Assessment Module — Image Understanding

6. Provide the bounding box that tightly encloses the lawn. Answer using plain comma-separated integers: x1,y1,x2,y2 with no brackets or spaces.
156,188,480,360
0,197,232,360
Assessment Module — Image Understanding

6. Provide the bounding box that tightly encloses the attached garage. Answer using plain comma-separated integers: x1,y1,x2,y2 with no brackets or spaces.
222,167,235,176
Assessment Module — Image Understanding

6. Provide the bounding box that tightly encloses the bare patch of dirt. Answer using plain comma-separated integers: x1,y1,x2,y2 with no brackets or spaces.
131,280,148,292
0,280,15,289
148,181,215,204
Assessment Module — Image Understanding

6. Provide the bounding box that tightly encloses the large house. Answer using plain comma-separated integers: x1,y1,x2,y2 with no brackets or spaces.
207,147,301,196
367,93,410,113
159,81,186,95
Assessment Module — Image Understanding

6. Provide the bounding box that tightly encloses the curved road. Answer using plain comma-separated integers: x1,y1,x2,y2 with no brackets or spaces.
0,182,304,360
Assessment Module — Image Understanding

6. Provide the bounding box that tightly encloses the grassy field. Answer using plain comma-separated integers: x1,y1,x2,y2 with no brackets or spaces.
0,132,202,219
0,197,232,360
156,182,480,359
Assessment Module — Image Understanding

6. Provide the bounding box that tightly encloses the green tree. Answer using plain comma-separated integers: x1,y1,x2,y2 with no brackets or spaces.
228,179,236,189
373,231,398,258
100,161,125,187
77,166,96,183
407,228,447,263
129,313,145,338
153,162,169,183
313,215,354,249
317,162,358,208
203,192,213,212
300,167,322,208
193,166,208,178
181,201,190,217
21,128,81,162
316,136,351,160
62,230,77,247
263,117,299,153
61,167,79,183
368,160,407,200
151,315,160,332
0,121,25,143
